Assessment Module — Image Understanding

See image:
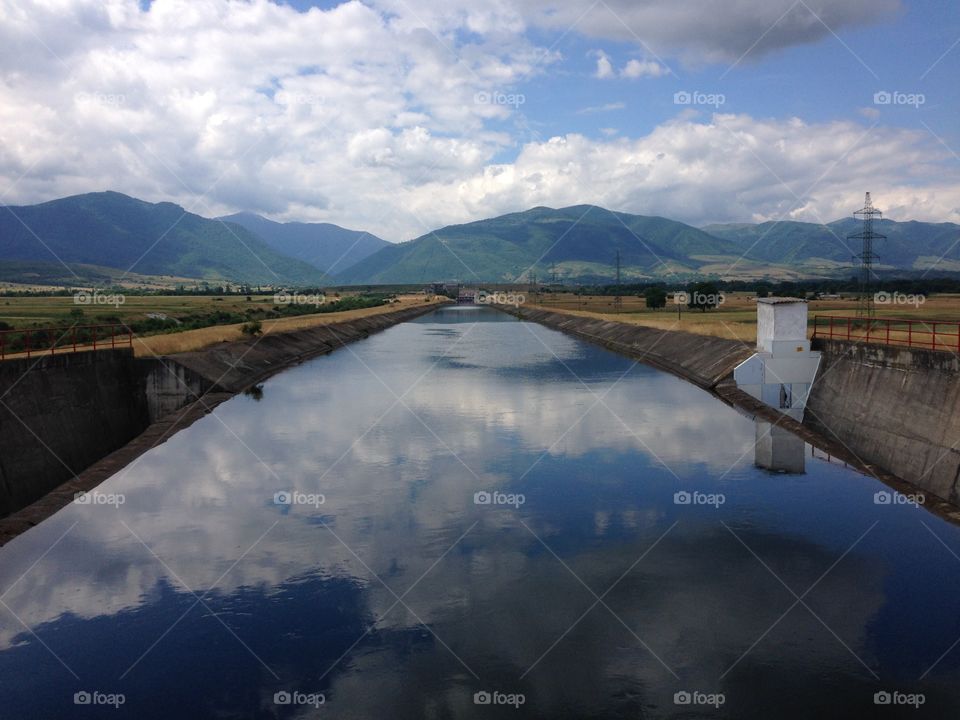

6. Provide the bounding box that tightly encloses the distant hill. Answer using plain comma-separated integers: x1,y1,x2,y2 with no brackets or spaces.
704,218,960,273
336,205,744,284
0,192,326,284
218,212,388,275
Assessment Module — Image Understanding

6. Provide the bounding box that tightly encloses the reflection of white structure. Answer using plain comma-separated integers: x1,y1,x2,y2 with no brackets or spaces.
734,298,821,421
755,420,806,473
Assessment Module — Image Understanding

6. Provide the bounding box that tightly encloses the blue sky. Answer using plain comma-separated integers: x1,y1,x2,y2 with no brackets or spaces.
0,0,958,240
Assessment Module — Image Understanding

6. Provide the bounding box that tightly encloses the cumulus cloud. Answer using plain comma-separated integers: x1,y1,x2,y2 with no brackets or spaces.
513,0,901,65
593,50,615,79
0,0,953,244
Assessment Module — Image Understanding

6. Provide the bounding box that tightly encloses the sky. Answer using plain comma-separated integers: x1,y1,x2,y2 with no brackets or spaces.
0,0,958,241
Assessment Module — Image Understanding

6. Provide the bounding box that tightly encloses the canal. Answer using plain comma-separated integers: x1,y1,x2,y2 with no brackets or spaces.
1,306,958,718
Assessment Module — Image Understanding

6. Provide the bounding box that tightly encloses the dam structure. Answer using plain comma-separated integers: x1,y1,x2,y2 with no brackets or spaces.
733,298,822,421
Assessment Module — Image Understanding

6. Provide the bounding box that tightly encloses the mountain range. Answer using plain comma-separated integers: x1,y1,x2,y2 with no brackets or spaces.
218,212,387,275
1,191,958,286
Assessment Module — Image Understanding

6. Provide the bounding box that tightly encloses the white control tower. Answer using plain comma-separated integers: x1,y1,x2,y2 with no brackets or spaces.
733,298,821,421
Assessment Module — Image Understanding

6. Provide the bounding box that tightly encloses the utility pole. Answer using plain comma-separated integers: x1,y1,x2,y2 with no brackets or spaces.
848,192,885,321
614,250,622,314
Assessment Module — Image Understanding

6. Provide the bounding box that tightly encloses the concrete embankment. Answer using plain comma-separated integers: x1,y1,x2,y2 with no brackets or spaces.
806,338,960,504
0,301,443,543
504,305,960,519
505,306,753,388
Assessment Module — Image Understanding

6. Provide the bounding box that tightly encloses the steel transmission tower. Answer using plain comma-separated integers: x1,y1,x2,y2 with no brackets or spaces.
848,192,885,320
614,249,622,313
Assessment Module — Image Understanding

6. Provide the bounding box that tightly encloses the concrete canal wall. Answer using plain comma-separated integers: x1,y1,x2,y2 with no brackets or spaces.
806,338,960,504
506,305,960,511
0,302,442,539
505,306,753,388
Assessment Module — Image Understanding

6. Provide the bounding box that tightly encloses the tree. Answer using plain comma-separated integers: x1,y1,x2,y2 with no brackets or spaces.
687,282,722,312
644,287,667,310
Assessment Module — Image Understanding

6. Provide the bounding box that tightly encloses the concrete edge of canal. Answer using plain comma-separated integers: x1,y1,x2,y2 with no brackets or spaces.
0,301,447,545
498,304,960,523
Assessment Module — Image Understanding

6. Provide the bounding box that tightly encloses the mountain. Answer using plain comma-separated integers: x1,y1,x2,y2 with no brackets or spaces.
336,205,744,284
704,218,960,273
0,192,326,284
218,212,388,275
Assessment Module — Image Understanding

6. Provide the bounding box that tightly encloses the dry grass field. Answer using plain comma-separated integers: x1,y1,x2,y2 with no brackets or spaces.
523,291,960,349
0,295,446,359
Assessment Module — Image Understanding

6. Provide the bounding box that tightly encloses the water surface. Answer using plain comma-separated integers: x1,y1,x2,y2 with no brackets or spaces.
1,306,958,718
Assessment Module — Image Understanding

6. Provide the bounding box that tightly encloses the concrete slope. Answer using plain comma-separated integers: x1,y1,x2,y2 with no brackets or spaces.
504,307,753,388
806,339,960,503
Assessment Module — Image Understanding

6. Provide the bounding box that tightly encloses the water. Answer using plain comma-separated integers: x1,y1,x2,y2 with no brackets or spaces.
1,306,958,718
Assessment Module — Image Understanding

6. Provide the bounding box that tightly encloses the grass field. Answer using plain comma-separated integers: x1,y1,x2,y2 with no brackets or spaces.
0,293,446,359
522,291,960,349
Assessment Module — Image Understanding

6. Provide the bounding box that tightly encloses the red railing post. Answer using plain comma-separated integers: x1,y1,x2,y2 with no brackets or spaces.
72,327,77,353
847,317,852,342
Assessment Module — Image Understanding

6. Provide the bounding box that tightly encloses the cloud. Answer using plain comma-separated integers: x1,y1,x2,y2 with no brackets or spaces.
621,58,667,78
0,0,952,245
576,102,626,115
593,50,615,79
515,0,901,64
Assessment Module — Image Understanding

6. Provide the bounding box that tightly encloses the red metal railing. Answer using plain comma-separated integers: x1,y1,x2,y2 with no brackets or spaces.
812,315,960,353
0,324,133,360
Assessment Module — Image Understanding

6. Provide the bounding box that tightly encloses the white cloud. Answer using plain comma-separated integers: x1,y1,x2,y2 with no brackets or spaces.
622,58,666,78
576,102,625,115
593,50,615,79
0,0,954,246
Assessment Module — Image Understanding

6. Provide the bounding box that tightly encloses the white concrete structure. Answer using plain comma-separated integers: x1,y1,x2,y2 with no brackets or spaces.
734,298,821,421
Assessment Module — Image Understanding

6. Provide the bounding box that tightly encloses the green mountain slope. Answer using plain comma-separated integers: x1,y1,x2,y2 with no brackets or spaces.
704,218,960,271
336,205,742,284
218,212,388,275
0,192,326,284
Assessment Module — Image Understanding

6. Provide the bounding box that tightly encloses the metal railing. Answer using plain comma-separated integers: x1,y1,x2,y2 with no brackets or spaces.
0,324,133,360
812,315,960,353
